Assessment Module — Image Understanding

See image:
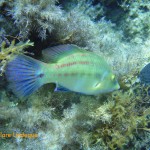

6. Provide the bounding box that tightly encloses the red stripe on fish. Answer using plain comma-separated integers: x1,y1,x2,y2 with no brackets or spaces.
80,54,87,56
56,73,78,77
64,73,69,76
79,61,90,64
57,72,91,77
70,72,77,76
55,61,91,69
68,53,88,58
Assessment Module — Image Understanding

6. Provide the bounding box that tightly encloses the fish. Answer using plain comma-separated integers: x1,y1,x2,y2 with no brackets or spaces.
5,44,120,98
139,63,150,84
0,66,6,88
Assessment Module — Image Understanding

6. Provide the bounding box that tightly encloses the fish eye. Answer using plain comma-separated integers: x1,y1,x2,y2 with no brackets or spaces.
94,82,101,87
111,75,115,80
111,75,118,84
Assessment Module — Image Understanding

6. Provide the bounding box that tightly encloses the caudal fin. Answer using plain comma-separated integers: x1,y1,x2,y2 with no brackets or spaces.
5,55,45,98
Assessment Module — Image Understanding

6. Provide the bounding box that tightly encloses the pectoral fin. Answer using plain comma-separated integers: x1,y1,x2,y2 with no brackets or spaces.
54,84,71,92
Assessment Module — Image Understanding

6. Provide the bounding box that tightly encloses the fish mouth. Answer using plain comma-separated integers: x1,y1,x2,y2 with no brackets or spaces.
108,86,120,93
109,83,120,92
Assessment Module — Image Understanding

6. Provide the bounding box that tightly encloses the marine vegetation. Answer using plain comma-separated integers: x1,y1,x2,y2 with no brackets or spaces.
0,40,33,75
120,0,150,43
0,73,150,150
4,0,63,40
0,0,150,150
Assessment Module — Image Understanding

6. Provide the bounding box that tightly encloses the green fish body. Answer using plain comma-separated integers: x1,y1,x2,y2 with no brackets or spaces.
5,44,120,98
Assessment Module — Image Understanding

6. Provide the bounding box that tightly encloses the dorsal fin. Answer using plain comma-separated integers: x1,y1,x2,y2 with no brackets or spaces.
42,44,87,62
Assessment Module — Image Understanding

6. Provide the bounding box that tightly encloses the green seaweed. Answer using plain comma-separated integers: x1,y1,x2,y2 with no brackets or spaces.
0,0,150,149
0,40,34,75
61,74,150,150
0,70,150,149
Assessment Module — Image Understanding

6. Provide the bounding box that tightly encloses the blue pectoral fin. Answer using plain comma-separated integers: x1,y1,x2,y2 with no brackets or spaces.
54,84,71,92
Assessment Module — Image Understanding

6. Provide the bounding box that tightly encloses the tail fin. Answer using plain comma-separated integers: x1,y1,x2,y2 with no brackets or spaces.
5,55,45,98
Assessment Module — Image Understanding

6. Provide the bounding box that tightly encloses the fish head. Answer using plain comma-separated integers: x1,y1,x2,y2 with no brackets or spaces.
94,72,120,94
